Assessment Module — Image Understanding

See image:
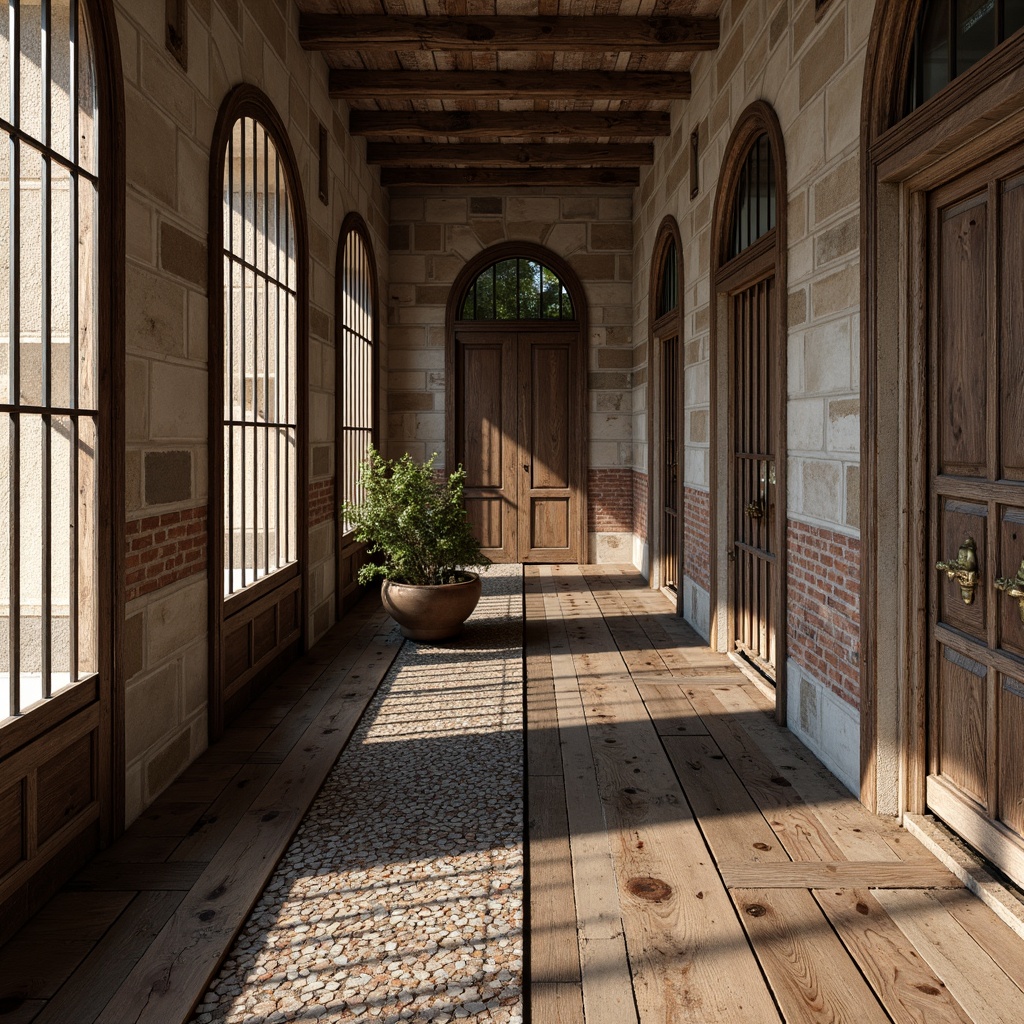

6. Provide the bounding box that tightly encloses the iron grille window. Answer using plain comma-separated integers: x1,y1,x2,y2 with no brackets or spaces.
460,257,574,320
907,0,1024,111
221,115,298,596
727,133,776,261
339,223,375,534
656,239,678,318
1,0,99,718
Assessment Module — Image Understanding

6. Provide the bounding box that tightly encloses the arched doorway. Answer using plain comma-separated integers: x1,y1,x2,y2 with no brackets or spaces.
446,243,587,563
863,0,1024,885
709,103,788,718
648,217,684,608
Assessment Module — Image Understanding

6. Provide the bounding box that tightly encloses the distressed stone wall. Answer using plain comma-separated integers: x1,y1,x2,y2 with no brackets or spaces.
385,189,635,562
117,0,387,822
633,0,873,791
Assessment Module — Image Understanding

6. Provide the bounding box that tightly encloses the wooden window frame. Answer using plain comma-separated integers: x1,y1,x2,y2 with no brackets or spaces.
860,0,1024,815
647,216,685,607
0,0,125,940
335,211,379,614
708,101,789,725
207,85,309,741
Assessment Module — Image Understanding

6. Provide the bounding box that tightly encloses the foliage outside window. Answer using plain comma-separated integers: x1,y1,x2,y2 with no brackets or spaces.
0,0,100,717
460,258,574,321
221,115,298,597
727,133,776,260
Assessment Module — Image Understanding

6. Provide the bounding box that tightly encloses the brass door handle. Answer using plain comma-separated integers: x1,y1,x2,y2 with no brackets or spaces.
995,559,1024,623
936,536,979,605
744,501,764,519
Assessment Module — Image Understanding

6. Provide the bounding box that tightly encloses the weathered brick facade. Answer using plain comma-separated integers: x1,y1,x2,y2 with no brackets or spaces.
632,470,648,542
787,520,861,709
309,479,336,529
588,469,633,534
683,487,711,592
125,508,207,603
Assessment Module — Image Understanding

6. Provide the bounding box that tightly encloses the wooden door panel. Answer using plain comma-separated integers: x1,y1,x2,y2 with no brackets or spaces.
937,499,987,638
466,498,504,550
999,173,1024,481
998,676,1024,836
529,345,570,489
461,344,505,489
997,506,1024,658
531,499,570,551
938,193,988,478
936,646,988,804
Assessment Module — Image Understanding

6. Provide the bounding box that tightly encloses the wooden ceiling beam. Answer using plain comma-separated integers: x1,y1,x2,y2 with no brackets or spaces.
379,167,641,187
350,110,672,140
329,69,691,100
366,143,654,167
301,15,719,53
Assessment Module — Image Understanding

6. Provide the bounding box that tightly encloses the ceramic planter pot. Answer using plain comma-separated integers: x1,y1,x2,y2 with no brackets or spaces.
381,572,483,641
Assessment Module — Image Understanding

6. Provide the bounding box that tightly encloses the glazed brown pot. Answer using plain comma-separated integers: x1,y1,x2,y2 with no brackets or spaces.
381,572,482,641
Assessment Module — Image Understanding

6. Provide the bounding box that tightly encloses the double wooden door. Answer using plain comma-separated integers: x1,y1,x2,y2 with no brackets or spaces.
454,328,581,563
925,142,1024,885
729,271,778,681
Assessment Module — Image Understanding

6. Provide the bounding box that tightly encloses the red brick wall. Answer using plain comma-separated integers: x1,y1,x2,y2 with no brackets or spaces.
632,470,648,541
309,478,335,528
684,486,710,590
588,468,633,533
126,507,207,602
787,520,861,709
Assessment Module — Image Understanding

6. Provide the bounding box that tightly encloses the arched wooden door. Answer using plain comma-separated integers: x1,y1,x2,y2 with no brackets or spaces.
711,106,788,695
447,246,587,564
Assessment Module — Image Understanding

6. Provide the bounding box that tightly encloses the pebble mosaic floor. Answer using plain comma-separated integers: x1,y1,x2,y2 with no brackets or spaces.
191,565,525,1024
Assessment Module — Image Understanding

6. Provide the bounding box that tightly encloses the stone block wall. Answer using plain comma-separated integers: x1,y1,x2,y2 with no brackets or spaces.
385,189,635,562
633,0,873,791
117,0,387,822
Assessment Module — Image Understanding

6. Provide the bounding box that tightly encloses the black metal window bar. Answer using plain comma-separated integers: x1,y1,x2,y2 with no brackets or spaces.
657,239,678,319
340,227,374,534
1,0,99,720
909,0,1024,112
728,133,776,261
460,258,574,321
222,115,298,597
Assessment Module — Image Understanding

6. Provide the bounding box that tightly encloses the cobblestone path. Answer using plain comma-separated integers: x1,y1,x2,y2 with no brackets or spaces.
191,565,524,1024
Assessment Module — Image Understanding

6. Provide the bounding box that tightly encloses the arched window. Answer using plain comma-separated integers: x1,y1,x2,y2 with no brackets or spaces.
0,0,123,928
727,132,776,260
337,214,377,536
459,256,574,321
2,0,102,717
210,86,307,738
908,0,1024,111
656,238,679,319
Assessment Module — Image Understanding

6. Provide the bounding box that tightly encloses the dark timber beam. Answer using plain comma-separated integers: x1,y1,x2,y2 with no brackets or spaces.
379,167,641,187
300,15,720,52
367,143,655,167
329,69,691,99
350,110,672,140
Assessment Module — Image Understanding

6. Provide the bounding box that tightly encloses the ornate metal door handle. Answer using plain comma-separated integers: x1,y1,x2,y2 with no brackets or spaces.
995,559,1024,623
936,536,979,605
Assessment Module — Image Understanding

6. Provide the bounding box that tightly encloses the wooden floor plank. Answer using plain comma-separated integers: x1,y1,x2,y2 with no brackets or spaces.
528,774,582,985
524,573,564,778
814,886,975,1023
873,888,1024,1022
731,886,891,1024
94,632,404,1024
66,860,206,892
634,682,710,736
529,982,585,1024
721,861,962,890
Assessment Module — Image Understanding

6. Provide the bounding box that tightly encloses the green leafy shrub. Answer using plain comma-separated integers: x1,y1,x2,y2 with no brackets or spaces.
342,447,490,586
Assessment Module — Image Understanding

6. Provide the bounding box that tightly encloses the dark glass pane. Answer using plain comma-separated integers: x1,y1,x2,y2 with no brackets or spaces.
956,0,996,75
1007,0,1024,36
461,289,475,319
560,288,573,319
920,0,951,104
494,259,517,318
727,134,774,260
765,137,777,233
658,241,677,317
520,260,540,318
477,265,494,319
542,266,561,318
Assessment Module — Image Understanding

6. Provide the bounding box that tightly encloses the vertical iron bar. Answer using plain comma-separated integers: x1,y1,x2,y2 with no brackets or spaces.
263,127,269,579
226,126,234,593
274,150,281,571
250,120,258,583
239,117,246,586
9,0,21,712
41,0,52,696
68,0,78,682
283,170,290,565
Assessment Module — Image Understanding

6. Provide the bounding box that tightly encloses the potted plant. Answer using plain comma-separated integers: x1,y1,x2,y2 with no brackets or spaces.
342,447,491,641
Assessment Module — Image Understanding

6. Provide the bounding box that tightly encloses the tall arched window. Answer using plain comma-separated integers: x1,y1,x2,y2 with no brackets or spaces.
337,214,377,536
0,0,123,934
210,87,307,738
